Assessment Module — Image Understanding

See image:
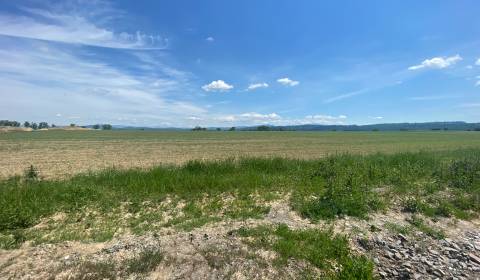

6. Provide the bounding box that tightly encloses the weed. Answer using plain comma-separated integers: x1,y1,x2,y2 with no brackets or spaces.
24,165,39,181
125,249,164,274
408,215,445,240
384,222,412,235
73,260,116,280
238,224,375,279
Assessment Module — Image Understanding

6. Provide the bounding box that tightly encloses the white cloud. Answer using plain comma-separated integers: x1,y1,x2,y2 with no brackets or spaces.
202,80,234,92
476,58,480,66
206,37,214,42
408,55,462,70
466,65,473,69
215,112,281,124
187,116,202,121
277,77,299,86
0,40,205,126
369,116,383,120
476,80,480,87
0,5,166,49
303,114,347,124
185,112,348,126
246,82,269,91
240,112,280,120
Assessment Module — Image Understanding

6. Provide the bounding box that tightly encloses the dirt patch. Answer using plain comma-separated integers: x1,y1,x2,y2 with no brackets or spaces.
0,127,33,133
1,198,479,279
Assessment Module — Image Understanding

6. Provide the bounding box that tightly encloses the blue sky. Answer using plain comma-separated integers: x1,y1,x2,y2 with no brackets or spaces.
1,0,479,127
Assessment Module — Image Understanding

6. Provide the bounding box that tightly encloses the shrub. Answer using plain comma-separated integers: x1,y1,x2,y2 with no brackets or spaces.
102,124,112,130
402,197,423,213
24,165,39,181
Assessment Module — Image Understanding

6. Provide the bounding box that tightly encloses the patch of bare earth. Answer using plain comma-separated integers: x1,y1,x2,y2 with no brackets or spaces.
1,198,479,279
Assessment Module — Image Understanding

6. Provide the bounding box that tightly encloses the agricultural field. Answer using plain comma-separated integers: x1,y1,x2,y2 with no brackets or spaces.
1,130,480,179
1,131,480,279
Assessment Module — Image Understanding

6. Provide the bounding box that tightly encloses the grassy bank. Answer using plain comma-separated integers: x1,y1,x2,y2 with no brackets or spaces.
1,148,479,250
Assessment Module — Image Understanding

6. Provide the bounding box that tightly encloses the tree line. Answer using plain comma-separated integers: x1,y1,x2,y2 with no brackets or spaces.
0,120,55,129
1,120,112,130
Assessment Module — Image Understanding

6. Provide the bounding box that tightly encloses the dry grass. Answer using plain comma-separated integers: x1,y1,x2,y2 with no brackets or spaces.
1,130,480,179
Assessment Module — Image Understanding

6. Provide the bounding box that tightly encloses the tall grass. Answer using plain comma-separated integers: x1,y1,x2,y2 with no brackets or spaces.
1,148,479,248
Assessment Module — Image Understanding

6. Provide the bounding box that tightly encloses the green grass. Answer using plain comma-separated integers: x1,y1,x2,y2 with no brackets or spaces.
1,149,479,249
237,224,375,279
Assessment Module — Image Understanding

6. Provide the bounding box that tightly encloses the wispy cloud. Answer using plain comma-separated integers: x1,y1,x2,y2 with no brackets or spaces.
409,95,459,101
0,38,205,126
246,82,269,91
408,55,462,70
277,77,299,86
206,36,214,42
476,58,480,66
0,4,166,49
323,88,370,103
202,80,234,92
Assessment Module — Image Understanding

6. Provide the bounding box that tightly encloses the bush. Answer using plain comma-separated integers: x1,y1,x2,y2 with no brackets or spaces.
24,165,39,181
102,124,112,130
402,197,423,213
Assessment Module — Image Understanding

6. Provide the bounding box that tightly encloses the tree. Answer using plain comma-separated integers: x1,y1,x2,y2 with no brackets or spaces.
192,126,206,131
31,123,38,130
257,125,270,131
24,121,30,128
51,124,56,128
38,122,49,129
0,120,20,127
93,124,100,130
216,128,221,131
229,127,236,131
102,124,112,130
70,123,76,127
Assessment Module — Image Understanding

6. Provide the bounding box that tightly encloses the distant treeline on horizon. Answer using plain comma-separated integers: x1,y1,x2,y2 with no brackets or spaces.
120,121,480,132
2,120,480,132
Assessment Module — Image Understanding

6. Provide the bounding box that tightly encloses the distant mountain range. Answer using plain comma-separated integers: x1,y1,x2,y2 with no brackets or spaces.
104,122,480,131
239,121,480,131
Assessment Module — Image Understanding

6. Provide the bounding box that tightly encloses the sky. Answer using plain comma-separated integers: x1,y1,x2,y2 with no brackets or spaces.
1,0,480,127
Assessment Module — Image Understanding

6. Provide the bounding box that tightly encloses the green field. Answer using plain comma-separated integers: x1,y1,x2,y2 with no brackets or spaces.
1,130,480,179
